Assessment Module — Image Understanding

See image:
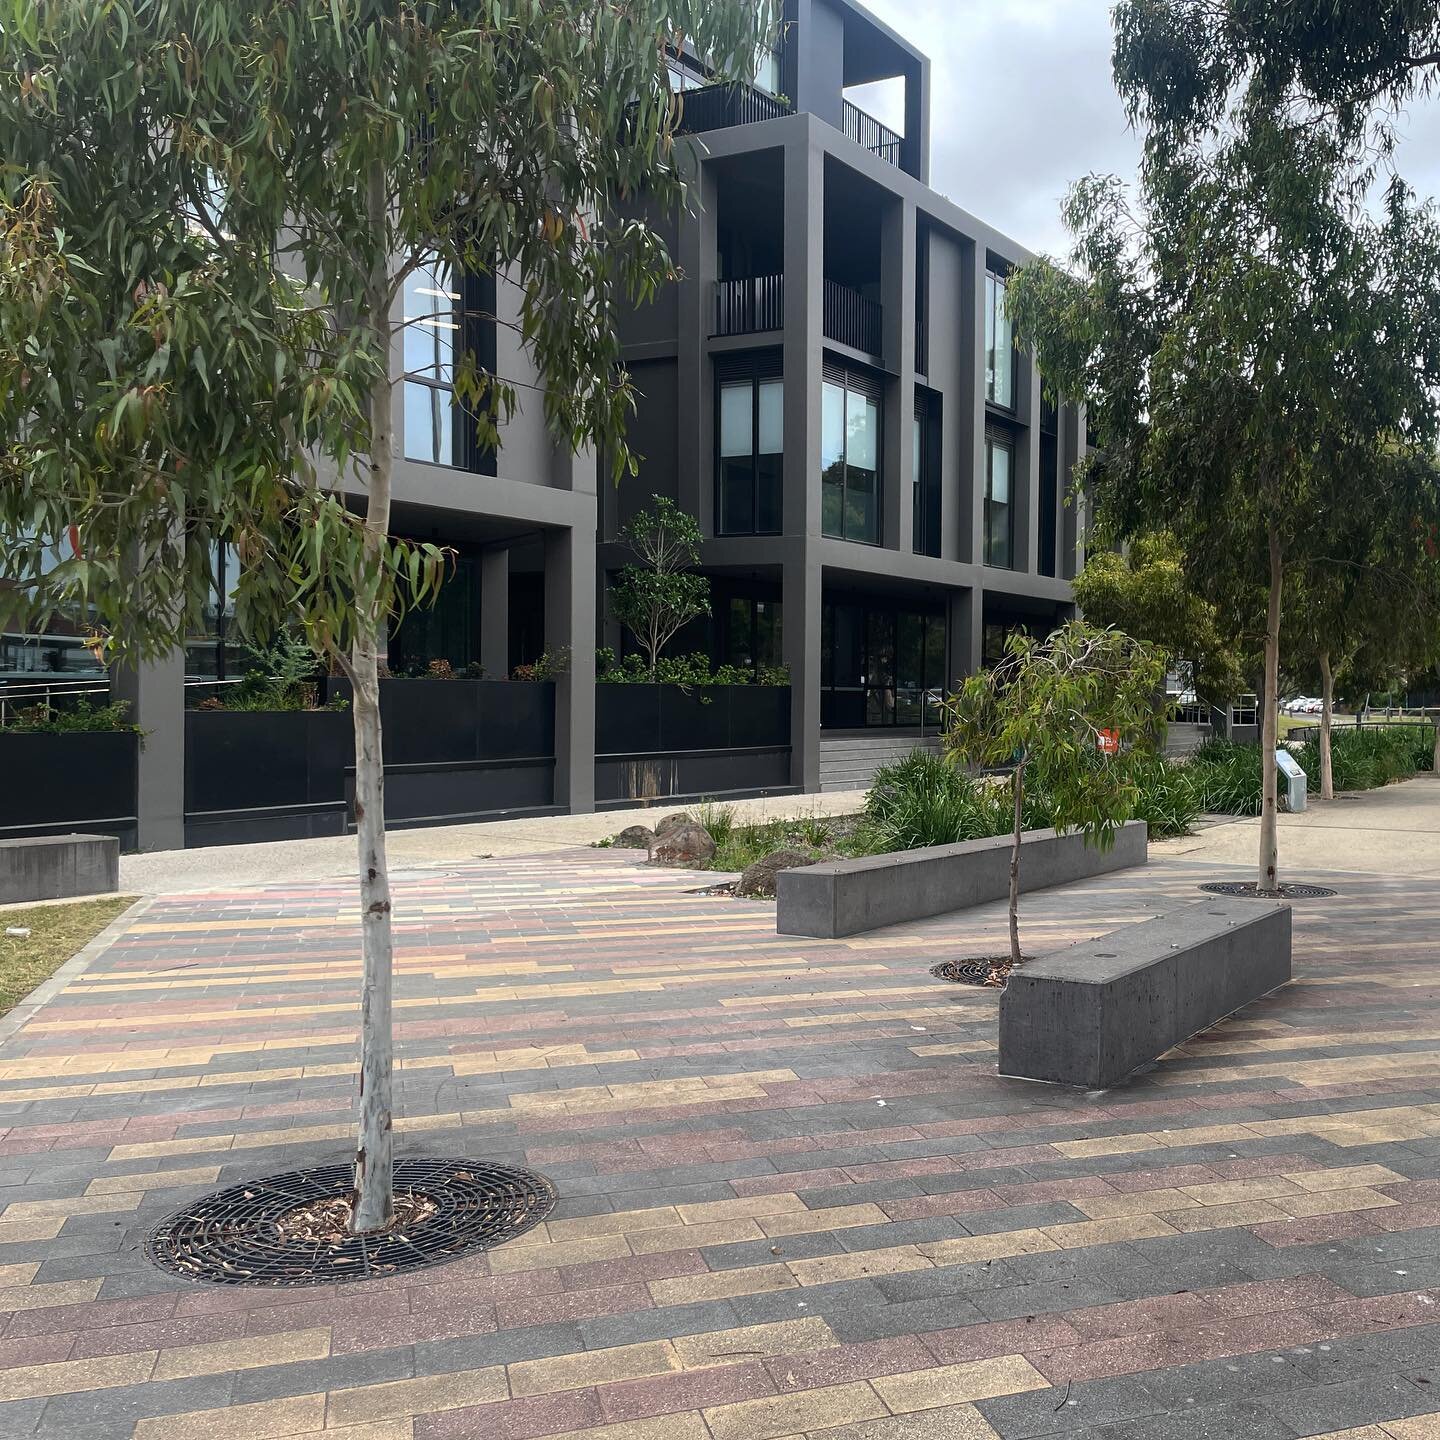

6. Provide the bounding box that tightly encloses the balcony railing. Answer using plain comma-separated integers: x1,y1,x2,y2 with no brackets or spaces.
843,100,902,167
674,82,792,137
915,314,928,375
714,274,785,336
823,279,883,357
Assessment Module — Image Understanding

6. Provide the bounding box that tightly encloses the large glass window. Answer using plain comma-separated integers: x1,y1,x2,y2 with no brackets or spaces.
724,595,783,672
985,269,1015,408
717,370,783,535
984,434,1014,569
821,375,881,544
821,598,946,728
402,257,495,472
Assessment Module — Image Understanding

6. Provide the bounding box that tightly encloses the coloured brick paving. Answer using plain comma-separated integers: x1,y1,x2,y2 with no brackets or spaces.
0,809,1438,1438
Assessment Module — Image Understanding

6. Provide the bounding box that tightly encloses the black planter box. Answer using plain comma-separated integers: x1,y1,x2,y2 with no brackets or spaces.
0,730,139,851
594,684,792,805
185,709,351,846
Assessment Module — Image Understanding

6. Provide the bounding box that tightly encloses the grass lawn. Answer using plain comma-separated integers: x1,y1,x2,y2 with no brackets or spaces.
0,896,136,1016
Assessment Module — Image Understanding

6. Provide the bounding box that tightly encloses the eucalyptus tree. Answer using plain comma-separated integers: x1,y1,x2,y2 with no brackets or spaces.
1007,117,1440,892
0,0,775,1231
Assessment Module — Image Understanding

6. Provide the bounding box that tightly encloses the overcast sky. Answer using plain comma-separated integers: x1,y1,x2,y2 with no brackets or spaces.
853,0,1440,261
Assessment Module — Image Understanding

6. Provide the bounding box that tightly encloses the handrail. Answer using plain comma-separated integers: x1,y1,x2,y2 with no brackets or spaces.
822,278,883,356
842,99,902,166
714,274,784,335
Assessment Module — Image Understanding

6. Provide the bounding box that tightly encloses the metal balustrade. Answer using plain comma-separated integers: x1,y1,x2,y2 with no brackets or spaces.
714,274,785,336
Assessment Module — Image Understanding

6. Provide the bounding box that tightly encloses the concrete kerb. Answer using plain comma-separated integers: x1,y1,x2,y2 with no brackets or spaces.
775,821,1149,938
998,896,1293,1090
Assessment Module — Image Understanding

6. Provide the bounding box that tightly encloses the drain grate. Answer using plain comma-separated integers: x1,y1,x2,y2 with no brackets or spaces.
930,958,1008,987
1199,881,1338,900
145,1158,555,1287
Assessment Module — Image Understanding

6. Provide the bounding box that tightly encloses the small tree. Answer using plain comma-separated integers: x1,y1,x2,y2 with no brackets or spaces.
943,622,1169,968
610,496,710,678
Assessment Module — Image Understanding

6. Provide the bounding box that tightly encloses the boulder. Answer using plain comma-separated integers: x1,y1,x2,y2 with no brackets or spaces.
613,825,656,850
653,812,693,838
737,848,818,898
650,821,716,868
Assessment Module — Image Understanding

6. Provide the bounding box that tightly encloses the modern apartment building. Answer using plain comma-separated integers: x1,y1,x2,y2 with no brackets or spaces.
2,0,1085,850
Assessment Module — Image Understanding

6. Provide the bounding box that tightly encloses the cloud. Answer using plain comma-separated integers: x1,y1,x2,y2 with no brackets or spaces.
860,0,1140,257
859,0,1440,258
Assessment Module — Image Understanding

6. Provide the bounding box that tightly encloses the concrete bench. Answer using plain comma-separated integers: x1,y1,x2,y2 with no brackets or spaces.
0,835,120,906
775,822,1147,938
998,897,1291,1089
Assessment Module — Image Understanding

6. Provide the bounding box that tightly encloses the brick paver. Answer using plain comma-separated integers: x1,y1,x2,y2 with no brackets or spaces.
0,835,1439,1438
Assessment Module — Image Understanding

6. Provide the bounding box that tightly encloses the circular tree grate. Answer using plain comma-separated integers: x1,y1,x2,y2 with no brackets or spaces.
1199,881,1338,900
930,958,1010,987
145,1158,555,1288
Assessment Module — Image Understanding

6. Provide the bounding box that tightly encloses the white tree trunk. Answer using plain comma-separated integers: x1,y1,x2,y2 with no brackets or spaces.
1318,650,1334,802
1258,528,1283,894
351,162,397,1235
1008,762,1024,967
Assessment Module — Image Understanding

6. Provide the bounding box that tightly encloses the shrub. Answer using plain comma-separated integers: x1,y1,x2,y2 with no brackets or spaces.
594,648,788,687
860,749,1008,852
1185,737,1269,815
694,800,738,849
1123,753,1204,837
1,697,138,733
1291,724,1433,792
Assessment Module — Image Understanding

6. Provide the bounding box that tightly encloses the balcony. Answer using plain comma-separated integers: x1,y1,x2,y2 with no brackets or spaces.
823,279,882,357
915,314,928,376
843,100,902,167
674,83,792,137
714,274,784,337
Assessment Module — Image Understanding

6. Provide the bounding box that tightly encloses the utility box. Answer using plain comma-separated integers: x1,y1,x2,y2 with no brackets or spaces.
1276,749,1307,813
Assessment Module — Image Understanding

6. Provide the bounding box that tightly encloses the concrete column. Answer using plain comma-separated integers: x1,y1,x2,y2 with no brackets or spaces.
946,586,983,689
782,127,824,539
965,243,987,567
675,162,716,529
479,547,510,679
110,650,186,852
1019,357,1042,576
782,552,822,793
544,526,596,814
881,197,916,554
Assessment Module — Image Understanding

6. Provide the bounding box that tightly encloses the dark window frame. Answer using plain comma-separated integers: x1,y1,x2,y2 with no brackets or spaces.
401,257,498,476
984,266,1018,411
821,363,884,546
983,430,1015,570
715,355,784,537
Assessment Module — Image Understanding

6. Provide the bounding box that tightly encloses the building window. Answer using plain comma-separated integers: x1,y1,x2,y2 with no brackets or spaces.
821,598,946,728
984,268,1015,408
717,362,783,535
724,595,783,671
402,256,496,473
984,433,1014,568
183,541,241,679
821,369,881,544
912,389,940,558
1231,694,1258,729
752,41,781,95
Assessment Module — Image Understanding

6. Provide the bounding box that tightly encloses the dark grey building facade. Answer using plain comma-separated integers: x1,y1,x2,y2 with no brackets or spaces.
603,0,1085,791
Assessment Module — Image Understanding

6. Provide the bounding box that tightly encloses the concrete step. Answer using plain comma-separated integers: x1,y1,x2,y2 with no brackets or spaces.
817,734,941,792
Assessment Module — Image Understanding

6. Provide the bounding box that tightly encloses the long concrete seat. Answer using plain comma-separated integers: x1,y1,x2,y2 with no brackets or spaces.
775,822,1147,938
998,897,1292,1089
0,834,120,905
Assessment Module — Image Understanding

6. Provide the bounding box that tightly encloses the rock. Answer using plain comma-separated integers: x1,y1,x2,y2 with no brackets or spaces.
653,812,693,838
736,848,818,898
650,821,716,868
613,825,656,850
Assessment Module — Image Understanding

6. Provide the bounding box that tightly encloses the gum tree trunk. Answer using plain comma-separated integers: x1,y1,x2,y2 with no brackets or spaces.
1318,650,1335,802
351,161,396,1235
1259,526,1283,894
1008,759,1025,967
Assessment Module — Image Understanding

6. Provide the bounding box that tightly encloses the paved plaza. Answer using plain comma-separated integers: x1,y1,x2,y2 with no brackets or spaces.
0,782,1438,1438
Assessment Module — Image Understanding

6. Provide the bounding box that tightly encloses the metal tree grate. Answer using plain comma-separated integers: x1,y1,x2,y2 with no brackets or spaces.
1199,881,1338,900
930,959,1007,987
145,1158,556,1288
